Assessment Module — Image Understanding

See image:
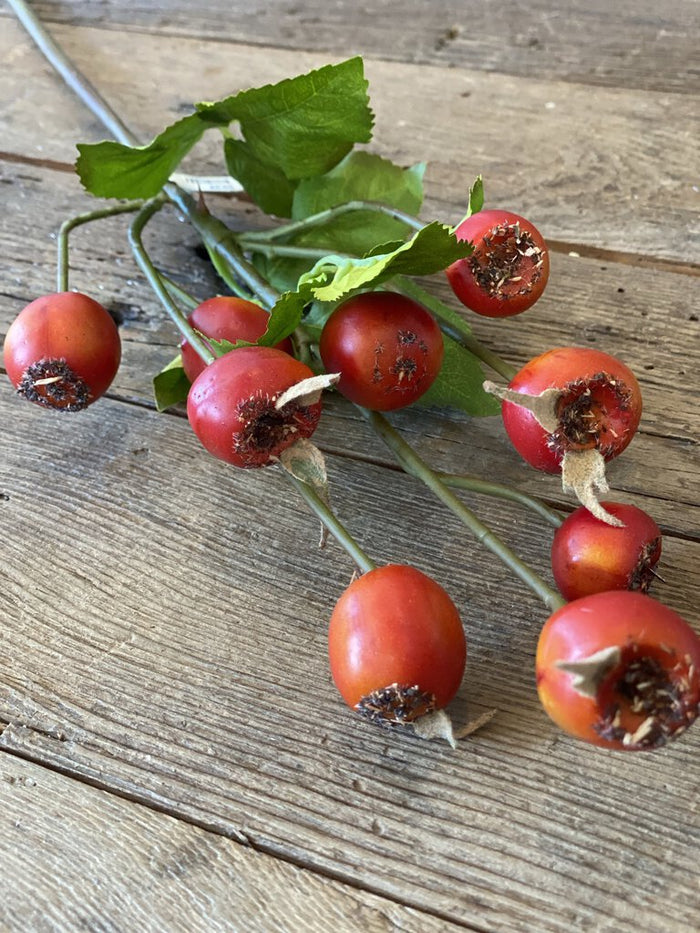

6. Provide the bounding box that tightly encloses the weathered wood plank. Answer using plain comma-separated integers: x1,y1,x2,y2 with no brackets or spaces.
1,161,697,536
0,754,464,933
0,386,698,932
4,0,698,95
1,21,698,263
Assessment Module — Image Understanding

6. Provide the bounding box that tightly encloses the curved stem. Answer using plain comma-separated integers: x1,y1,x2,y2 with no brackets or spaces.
241,201,424,244
56,201,145,292
436,473,564,528
7,0,138,147
164,185,279,310
284,471,376,574
8,0,276,312
158,275,200,311
128,200,215,365
238,239,342,262
362,409,565,611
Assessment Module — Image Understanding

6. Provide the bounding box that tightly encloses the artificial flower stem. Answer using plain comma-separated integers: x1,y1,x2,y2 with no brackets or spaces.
159,275,201,311
437,473,564,528
128,201,216,365
362,409,565,611
240,201,424,243
236,240,342,262
8,0,139,147
163,185,279,310
284,471,377,575
56,201,145,292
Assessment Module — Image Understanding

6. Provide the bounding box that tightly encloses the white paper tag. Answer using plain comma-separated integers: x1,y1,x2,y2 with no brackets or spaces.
169,172,244,194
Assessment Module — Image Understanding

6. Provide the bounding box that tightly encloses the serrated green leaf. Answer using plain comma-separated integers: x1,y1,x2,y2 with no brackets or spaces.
224,139,296,217
153,354,190,411
197,57,372,180
468,175,484,217
417,335,501,416
76,114,206,199
261,282,316,347
300,222,471,303
76,58,372,200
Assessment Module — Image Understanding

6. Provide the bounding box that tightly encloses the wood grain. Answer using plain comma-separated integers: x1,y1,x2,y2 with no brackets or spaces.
1,4,699,932
1,161,697,537
0,755,462,933
1,22,698,264
4,0,698,94
1,385,698,933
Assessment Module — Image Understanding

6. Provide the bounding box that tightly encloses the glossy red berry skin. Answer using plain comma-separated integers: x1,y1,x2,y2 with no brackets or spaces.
536,591,700,750
180,296,293,383
446,209,549,317
501,346,642,473
186,345,322,468
3,292,121,411
328,564,466,724
319,292,444,411
551,503,662,601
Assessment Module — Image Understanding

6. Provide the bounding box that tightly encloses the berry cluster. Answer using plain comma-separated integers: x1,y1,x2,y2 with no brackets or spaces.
4,55,698,754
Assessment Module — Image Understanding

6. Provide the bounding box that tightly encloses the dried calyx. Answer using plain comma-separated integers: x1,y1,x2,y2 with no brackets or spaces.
484,371,638,526
471,222,546,301
356,683,436,726
558,643,699,750
233,391,320,466
17,358,90,411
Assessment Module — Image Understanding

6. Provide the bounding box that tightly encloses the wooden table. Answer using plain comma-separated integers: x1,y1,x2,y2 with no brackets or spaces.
1,3,698,930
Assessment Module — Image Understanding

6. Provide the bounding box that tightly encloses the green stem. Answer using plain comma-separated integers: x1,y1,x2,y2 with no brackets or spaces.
128,200,215,365
17,0,559,605
283,471,376,574
238,239,341,262
159,275,200,311
241,201,424,244
164,185,279,310
436,473,564,528
396,278,517,381
362,409,565,611
57,201,145,292
8,0,139,147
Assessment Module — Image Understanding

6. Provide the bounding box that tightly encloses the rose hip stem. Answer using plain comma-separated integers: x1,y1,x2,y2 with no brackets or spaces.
128,200,216,366
57,202,145,292
13,0,563,606
128,201,377,574
362,409,565,612
436,473,564,528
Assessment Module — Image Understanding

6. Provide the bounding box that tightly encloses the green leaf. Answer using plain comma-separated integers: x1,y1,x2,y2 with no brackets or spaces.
467,175,485,218
76,58,372,200
300,222,471,303
76,114,206,199
153,354,190,411
224,139,296,217
289,153,424,255
197,57,372,180
261,283,317,346
292,152,424,220
450,175,485,230
417,335,501,416
396,276,473,334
